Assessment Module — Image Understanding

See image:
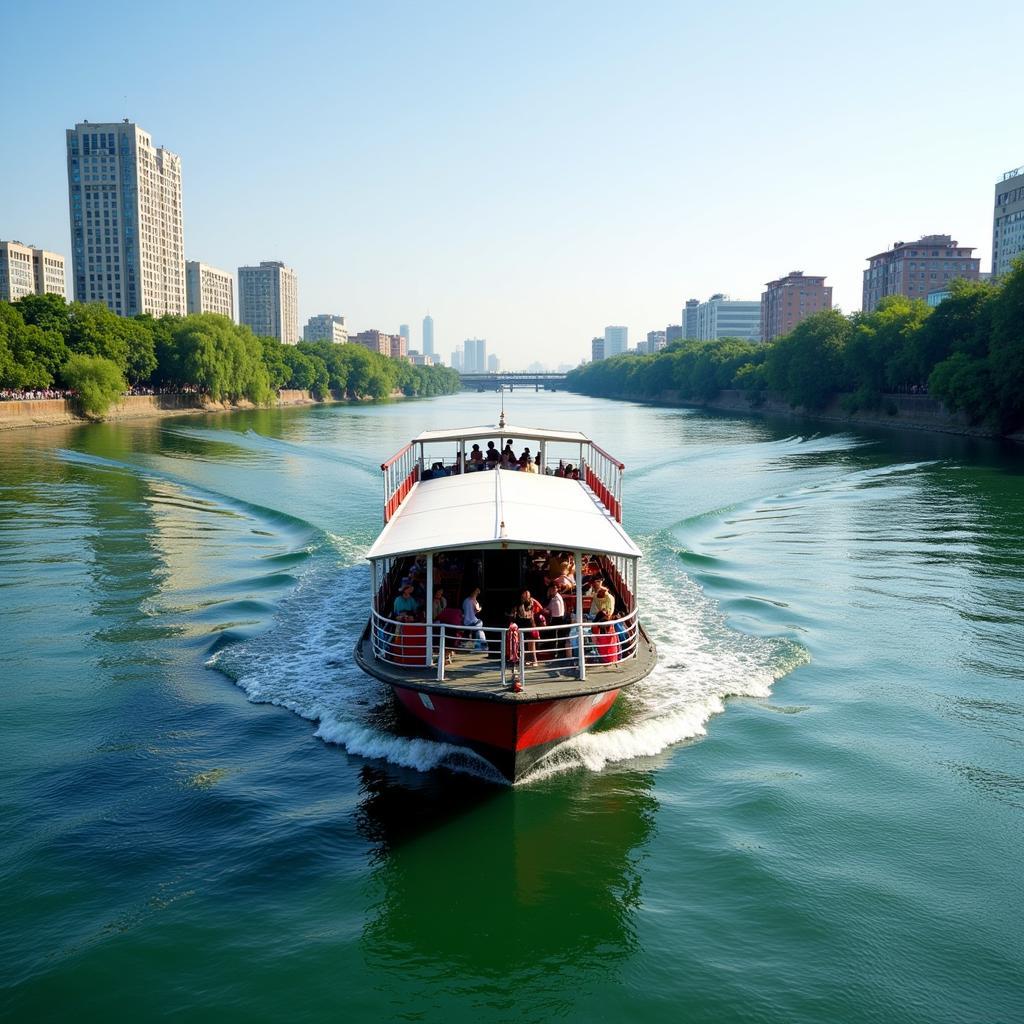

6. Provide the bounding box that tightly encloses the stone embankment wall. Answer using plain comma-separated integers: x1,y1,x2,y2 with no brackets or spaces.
0,389,327,431
649,389,997,438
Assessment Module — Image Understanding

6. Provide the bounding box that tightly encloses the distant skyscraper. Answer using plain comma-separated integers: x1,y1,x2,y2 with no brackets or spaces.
303,314,347,343
185,261,234,319
591,337,605,362
399,324,410,344
682,299,700,339
666,324,682,343
993,164,1024,279
761,271,832,341
604,326,628,357
451,348,464,372
422,314,435,356
862,235,979,312
238,261,299,343
646,330,667,352
487,353,500,372
66,120,185,316
463,338,487,373
0,241,66,301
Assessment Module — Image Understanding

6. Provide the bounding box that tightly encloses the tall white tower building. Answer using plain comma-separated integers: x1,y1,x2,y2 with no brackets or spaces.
604,325,628,357
422,314,435,356
238,261,299,343
66,120,185,316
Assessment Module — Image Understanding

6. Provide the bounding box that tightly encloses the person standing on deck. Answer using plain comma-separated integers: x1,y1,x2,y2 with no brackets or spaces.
462,588,487,650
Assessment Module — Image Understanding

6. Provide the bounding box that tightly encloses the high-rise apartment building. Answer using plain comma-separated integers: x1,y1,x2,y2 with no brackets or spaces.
238,261,298,343
352,330,392,356
399,324,410,344
993,165,1024,279
390,334,408,360
66,120,184,316
687,295,762,342
463,339,487,373
0,241,66,301
591,337,605,362
185,261,234,319
487,353,500,372
646,330,667,352
862,235,979,312
303,314,348,343
761,271,832,341
422,314,435,356
682,299,700,339
666,324,682,344
451,349,464,372
604,326,628,357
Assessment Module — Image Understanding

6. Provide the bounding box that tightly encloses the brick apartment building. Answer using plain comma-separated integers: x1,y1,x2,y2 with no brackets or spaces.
761,271,832,341
862,235,979,312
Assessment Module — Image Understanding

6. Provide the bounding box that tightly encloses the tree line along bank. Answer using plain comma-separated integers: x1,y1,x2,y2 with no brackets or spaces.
0,294,461,417
568,259,1024,436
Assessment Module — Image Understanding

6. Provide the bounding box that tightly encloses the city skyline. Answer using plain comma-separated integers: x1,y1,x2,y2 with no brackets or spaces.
2,2,1023,367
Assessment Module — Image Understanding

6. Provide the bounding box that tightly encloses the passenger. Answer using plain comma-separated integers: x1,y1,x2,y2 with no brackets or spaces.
432,587,447,621
554,460,565,478
545,584,571,664
523,458,538,475
571,467,580,480
461,588,487,650
503,440,516,460
513,589,541,666
518,447,531,468
470,444,484,467
485,441,500,465
535,452,542,469
592,612,619,663
545,551,568,586
590,580,615,620
392,584,419,623
500,450,516,470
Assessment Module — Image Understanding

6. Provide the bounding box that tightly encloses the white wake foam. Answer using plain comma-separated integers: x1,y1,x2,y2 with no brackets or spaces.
210,532,808,785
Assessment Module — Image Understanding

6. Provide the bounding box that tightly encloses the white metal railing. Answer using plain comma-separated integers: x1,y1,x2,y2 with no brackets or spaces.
381,443,419,523
370,607,640,689
580,442,624,522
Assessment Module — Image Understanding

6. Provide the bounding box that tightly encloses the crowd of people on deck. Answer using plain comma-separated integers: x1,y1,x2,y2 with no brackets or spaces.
420,439,581,480
385,549,627,668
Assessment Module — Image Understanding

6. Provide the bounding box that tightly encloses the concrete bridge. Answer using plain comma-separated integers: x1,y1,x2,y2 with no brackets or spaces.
459,372,568,392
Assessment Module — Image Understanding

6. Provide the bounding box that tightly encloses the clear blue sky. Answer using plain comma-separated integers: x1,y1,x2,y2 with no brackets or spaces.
2,0,1021,368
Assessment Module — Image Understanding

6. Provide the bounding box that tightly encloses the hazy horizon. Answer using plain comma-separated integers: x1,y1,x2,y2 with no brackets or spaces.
2,0,1022,367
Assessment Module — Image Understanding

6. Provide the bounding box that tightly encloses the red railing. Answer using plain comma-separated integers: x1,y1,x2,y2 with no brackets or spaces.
382,443,419,523
584,442,624,522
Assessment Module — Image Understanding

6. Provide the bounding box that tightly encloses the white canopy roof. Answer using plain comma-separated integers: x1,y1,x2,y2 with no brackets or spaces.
365,469,641,561
412,423,592,446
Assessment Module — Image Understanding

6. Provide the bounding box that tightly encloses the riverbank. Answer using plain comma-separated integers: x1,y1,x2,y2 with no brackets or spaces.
0,389,351,431
589,388,1024,442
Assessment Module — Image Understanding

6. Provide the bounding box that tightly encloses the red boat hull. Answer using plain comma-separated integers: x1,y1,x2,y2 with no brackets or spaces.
391,684,621,782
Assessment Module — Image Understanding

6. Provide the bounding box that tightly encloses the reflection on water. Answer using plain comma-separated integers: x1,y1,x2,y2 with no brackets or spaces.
357,762,657,1016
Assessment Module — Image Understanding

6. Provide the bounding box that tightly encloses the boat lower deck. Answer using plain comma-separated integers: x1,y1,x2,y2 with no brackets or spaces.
355,623,658,703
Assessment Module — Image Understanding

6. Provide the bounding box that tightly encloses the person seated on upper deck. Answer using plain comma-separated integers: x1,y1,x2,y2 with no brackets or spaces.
563,462,574,479
523,456,538,474
545,551,569,586
554,461,565,478
485,441,500,466
392,584,419,623
469,444,484,468
518,447,532,468
499,450,516,470
503,440,516,460
570,467,580,480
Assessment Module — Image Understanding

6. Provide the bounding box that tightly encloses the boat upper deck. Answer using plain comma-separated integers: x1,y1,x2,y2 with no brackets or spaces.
366,467,640,562
379,422,627,530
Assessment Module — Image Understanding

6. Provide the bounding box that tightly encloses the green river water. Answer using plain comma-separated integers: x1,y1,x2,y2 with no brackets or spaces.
1,391,1022,1023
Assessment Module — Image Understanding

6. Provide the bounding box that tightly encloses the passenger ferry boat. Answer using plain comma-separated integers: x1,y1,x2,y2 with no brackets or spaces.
354,416,657,782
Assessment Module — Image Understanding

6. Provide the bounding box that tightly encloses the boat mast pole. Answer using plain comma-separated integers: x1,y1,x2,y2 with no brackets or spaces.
575,549,586,680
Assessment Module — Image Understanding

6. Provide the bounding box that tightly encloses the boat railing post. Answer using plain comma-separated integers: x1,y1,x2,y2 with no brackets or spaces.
425,551,434,669
437,626,446,681
575,549,586,681
500,629,507,688
519,633,526,689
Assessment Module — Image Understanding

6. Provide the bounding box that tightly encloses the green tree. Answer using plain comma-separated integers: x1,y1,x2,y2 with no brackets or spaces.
62,353,126,417
167,315,272,402
0,303,63,388
764,309,852,408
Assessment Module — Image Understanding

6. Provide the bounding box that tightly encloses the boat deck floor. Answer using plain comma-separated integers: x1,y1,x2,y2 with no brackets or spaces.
355,627,657,704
